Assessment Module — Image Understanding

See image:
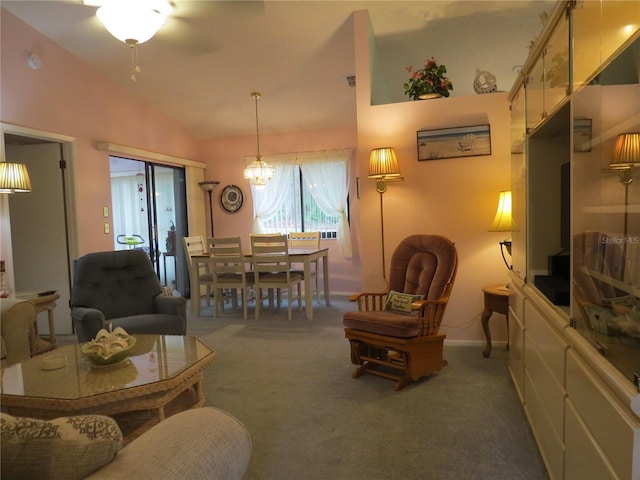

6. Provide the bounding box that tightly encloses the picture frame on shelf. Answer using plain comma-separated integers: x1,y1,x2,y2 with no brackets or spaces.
417,124,491,161
573,118,592,152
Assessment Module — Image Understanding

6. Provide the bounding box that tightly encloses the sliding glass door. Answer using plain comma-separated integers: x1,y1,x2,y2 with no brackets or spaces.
109,157,188,293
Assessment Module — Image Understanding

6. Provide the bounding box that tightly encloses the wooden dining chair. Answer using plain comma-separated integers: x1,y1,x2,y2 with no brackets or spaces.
250,234,302,320
182,235,213,316
288,231,321,304
208,236,255,320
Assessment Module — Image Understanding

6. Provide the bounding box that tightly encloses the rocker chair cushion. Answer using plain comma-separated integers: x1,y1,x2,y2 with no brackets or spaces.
344,310,421,337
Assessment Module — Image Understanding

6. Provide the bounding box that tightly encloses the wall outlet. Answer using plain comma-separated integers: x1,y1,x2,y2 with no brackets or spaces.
104,223,110,234
103,206,109,218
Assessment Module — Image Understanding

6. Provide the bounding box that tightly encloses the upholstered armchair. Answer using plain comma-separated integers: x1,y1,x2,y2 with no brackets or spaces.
343,234,458,391
70,250,187,343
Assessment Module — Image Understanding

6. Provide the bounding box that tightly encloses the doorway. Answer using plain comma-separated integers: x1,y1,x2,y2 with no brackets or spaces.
109,156,189,295
2,132,75,335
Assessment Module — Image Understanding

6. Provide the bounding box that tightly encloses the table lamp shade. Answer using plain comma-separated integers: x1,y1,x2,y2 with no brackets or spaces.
489,190,516,232
0,162,32,193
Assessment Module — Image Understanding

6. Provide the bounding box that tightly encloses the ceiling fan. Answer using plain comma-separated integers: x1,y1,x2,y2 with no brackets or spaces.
74,0,265,79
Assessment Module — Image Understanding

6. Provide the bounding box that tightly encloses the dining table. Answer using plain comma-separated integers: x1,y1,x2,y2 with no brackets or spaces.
190,247,330,320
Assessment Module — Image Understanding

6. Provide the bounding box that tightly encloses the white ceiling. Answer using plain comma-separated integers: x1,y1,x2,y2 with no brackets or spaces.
2,0,555,139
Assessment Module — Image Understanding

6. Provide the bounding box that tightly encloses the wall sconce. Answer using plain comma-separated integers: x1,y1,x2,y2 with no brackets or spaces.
199,180,220,238
0,162,32,193
488,190,517,270
368,147,401,279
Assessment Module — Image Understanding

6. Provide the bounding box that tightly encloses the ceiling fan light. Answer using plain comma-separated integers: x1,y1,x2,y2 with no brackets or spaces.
97,2,167,44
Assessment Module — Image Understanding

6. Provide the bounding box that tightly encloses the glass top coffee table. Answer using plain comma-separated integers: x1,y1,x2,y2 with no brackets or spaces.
1,334,215,441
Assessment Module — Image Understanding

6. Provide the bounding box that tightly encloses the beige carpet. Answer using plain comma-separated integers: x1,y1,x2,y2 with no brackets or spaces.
186,295,549,480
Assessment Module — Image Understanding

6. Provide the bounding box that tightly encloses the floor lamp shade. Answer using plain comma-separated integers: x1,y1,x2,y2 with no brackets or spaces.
0,162,32,193
369,147,401,194
609,133,640,168
368,147,401,178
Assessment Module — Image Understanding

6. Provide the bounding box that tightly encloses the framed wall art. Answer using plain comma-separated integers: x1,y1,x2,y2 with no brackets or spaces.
220,184,244,213
417,124,492,161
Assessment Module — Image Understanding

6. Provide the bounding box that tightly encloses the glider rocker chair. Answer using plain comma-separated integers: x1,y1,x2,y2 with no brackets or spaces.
343,234,458,391
70,250,187,343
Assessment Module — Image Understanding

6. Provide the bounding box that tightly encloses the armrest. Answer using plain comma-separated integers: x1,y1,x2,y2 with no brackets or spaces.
349,291,388,312
412,297,450,336
86,408,252,480
153,295,187,317
71,307,105,343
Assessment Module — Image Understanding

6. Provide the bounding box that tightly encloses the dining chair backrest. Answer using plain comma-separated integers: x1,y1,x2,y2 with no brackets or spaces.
182,235,207,277
250,234,291,274
288,231,320,249
209,236,247,279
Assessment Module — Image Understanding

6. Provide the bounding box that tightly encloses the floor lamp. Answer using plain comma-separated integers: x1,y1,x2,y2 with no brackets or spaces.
199,180,220,238
606,133,639,237
368,147,401,280
605,133,639,279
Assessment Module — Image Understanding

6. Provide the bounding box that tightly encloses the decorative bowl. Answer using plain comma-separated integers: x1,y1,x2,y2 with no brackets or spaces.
81,335,136,367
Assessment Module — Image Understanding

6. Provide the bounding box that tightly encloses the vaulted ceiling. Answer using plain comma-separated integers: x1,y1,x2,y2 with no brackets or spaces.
2,0,555,139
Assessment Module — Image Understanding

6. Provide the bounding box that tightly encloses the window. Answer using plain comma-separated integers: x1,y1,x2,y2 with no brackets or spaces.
262,165,343,239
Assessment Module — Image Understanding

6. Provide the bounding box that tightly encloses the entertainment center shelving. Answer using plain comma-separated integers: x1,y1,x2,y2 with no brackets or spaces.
507,1,639,479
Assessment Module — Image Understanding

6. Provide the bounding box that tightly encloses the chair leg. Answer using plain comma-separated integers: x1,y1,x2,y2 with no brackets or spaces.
241,288,248,320
255,288,262,319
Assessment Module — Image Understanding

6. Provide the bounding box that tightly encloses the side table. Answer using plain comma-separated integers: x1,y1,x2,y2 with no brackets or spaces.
17,291,60,355
481,284,509,358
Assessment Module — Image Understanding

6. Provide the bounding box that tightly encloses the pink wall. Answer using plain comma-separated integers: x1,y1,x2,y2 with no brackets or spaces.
353,10,511,343
1,10,200,254
198,127,361,294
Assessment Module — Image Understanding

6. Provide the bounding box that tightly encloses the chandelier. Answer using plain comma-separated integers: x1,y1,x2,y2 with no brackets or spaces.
243,92,275,188
93,0,173,81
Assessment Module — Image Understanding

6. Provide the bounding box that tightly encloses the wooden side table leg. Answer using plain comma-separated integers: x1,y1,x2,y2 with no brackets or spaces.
481,307,492,358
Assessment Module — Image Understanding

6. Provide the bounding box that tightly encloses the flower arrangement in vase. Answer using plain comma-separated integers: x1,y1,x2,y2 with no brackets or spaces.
403,57,453,100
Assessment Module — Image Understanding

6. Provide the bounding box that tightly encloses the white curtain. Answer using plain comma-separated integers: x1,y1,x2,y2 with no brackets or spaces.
298,149,352,259
111,174,149,249
248,153,297,233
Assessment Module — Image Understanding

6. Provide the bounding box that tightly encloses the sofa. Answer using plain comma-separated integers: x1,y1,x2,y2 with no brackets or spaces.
70,250,187,343
1,407,252,480
0,298,37,364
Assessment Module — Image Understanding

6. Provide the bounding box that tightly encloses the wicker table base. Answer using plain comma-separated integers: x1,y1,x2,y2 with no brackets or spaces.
1,335,215,443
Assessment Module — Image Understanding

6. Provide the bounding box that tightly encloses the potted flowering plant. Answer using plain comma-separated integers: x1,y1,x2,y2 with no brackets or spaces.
403,57,453,100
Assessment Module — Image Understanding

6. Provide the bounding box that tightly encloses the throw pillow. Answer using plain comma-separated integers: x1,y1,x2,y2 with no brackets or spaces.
0,413,123,480
384,290,424,316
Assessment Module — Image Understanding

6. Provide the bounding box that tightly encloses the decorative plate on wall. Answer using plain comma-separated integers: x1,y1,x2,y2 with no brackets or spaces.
220,184,244,213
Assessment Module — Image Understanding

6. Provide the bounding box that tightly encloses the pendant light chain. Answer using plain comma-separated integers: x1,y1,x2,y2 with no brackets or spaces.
127,40,142,82
253,92,262,158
